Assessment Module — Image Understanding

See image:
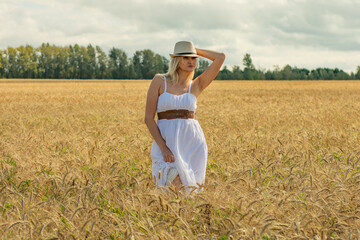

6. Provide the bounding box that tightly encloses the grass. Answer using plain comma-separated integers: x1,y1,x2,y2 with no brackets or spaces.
0,79,360,239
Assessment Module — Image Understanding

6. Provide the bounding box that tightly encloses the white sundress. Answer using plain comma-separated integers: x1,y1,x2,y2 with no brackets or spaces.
151,76,208,191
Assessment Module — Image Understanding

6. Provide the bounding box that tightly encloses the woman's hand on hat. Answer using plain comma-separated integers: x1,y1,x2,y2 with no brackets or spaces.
195,48,199,55
161,146,175,163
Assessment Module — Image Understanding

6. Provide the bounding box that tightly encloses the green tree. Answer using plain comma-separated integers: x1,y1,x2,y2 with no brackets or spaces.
95,46,109,79
127,62,136,79
296,68,310,80
243,53,255,80
131,49,168,79
319,68,329,80
309,69,319,80
232,65,243,80
7,47,18,78
217,66,232,80
140,49,156,79
78,45,89,79
243,53,254,69
254,70,265,80
38,43,55,78
0,50,8,78
281,64,292,80
271,65,281,80
132,51,143,79
195,59,210,78
109,47,129,79
54,46,69,79
153,54,168,76
86,44,96,79
16,46,29,78
334,68,350,80
265,70,274,80
27,45,38,78
67,45,76,78
355,66,360,80
68,44,82,79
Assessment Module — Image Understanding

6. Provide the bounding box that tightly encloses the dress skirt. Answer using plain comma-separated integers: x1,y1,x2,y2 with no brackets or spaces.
151,118,208,189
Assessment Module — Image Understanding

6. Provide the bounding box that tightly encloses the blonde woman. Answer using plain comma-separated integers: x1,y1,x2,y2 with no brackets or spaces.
145,41,225,193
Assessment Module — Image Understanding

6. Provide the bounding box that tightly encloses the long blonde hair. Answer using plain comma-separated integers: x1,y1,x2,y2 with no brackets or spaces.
164,57,195,84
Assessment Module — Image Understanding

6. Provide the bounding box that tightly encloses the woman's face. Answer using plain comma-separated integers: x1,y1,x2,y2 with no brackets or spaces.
178,56,197,72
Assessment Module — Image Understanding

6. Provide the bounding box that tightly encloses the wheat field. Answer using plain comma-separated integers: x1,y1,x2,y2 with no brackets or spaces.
1,79,360,239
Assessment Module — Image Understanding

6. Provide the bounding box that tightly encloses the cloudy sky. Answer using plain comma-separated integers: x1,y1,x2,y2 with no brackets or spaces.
1,0,360,72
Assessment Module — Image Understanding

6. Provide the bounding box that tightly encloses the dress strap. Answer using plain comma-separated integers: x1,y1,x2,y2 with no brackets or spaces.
188,81,192,93
163,76,167,93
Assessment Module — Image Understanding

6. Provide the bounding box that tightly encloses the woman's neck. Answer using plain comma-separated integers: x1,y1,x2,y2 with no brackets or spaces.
177,69,193,84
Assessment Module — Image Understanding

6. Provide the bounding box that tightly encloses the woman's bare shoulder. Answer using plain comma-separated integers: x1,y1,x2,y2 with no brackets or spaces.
148,74,165,96
152,74,165,85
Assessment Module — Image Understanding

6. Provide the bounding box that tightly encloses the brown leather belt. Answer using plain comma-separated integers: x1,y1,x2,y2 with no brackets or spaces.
157,109,195,120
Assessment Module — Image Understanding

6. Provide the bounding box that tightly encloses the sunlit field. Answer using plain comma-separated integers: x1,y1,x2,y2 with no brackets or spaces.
1,79,360,239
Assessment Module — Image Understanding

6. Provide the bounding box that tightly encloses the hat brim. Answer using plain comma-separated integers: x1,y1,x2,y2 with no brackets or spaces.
170,53,199,58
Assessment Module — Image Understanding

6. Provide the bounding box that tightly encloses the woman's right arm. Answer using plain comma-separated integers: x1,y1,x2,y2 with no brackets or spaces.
144,75,175,163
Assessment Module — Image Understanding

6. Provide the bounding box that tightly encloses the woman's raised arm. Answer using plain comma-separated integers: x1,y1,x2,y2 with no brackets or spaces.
195,48,225,91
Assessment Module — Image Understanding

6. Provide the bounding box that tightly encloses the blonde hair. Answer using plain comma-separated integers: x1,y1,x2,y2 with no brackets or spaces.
164,57,195,84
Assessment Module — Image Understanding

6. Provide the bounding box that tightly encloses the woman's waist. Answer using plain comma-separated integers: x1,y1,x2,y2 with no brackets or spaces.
157,106,196,112
157,109,195,120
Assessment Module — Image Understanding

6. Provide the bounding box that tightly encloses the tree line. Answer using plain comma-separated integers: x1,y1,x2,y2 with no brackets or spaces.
0,43,168,79
216,53,360,80
0,43,359,80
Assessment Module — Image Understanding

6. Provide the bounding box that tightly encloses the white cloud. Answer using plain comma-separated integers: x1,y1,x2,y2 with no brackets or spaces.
0,0,359,72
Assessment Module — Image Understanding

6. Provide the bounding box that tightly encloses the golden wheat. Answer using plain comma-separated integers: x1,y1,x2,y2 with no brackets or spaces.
0,79,360,239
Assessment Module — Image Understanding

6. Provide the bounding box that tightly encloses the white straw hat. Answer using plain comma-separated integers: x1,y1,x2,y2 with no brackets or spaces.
170,41,199,58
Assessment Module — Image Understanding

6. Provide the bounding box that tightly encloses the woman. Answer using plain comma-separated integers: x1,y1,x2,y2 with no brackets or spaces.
144,41,225,193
